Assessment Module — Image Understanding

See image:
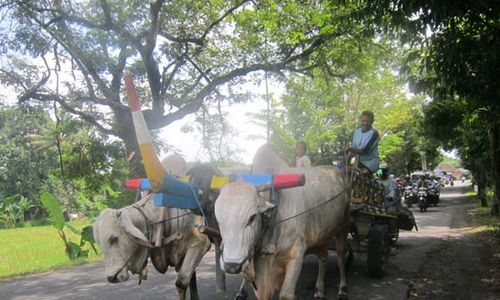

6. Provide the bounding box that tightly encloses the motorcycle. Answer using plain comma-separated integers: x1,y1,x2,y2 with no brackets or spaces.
427,186,440,206
417,187,428,212
403,185,416,208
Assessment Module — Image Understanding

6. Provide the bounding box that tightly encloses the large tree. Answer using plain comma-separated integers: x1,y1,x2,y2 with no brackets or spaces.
0,0,374,173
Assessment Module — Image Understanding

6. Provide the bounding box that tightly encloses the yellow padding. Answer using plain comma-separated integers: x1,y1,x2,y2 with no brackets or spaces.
178,176,191,182
210,176,230,189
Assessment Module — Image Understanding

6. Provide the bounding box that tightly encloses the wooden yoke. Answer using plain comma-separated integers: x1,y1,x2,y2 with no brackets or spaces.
124,74,167,247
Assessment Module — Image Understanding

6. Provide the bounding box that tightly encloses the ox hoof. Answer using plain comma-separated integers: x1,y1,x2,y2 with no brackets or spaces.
337,286,348,300
234,288,248,300
313,293,325,299
175,278,189,290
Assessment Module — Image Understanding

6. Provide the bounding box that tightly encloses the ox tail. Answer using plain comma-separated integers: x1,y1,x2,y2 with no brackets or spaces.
124,74,165,192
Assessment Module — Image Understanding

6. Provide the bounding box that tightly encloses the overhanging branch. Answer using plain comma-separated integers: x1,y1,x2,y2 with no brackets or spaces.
26,92,115,136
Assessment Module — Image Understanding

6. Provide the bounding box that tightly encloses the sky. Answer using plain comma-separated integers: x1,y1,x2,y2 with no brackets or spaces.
157,72,284,165
159,99,269,165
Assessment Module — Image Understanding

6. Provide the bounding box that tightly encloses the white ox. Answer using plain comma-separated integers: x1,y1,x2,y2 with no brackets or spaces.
93,155,211,300
215,143,350,300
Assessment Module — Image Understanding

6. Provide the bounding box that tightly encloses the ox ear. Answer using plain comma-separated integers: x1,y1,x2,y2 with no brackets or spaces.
119,209,153,248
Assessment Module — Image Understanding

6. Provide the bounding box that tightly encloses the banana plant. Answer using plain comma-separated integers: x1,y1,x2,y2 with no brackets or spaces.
40,192,97,259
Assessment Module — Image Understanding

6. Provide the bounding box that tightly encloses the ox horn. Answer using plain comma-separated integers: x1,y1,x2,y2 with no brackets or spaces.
118,208,153,248
124,74,165,192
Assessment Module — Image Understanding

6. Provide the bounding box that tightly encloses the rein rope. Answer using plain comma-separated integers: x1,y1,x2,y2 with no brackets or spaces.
272,187,348,226
154,211,193,225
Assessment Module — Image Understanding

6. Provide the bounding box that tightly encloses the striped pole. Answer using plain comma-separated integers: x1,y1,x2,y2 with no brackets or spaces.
124,74,165,192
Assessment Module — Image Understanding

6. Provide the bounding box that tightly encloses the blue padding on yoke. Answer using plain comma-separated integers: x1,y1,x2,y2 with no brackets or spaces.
140,179,152,191
153,174,199,209
230,174,273,185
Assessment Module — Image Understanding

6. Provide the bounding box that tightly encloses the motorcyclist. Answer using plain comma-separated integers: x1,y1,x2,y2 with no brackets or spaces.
417,174,428,188
377,164,401,211
429,175,440,190
403,175,413,187
378,165,403,253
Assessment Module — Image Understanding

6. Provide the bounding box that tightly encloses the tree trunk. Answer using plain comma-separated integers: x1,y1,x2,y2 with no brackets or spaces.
489,124,500,215
477,168,488,207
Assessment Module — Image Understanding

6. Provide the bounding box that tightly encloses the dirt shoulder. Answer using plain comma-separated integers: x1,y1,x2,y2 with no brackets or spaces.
408,189,500,299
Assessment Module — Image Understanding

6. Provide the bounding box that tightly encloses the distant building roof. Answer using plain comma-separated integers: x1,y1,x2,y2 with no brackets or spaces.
434,163,469,177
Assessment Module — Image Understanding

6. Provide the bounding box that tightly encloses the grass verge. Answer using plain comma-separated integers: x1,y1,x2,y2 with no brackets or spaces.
0,221,101,279
466,190,500,234
466,193,500,296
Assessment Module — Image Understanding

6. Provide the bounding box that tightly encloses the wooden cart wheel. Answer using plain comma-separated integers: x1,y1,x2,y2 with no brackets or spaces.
367,224,390,278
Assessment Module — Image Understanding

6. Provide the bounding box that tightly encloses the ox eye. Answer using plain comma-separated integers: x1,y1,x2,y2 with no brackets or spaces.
109,236,119,246
246,213,257,227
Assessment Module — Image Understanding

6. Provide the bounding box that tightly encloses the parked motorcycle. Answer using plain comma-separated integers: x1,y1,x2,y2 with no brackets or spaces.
417,187,428,212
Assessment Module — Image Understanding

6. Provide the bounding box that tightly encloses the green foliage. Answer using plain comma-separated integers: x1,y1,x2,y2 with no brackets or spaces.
0,195,21,228
0,195,37,228
441,156,462,168
0,106,59,205
80,225,98,255
0,105,131,224
39,192,97,259
40,192,65,231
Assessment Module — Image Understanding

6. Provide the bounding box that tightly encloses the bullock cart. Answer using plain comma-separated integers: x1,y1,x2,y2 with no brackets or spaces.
343,166,417,278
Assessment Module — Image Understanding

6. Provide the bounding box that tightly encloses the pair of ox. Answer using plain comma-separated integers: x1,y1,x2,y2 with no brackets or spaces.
216,143,350,300
93,155,224,300
94,145,350,300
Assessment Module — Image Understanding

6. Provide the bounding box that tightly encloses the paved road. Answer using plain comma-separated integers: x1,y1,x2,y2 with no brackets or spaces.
0,181,473,300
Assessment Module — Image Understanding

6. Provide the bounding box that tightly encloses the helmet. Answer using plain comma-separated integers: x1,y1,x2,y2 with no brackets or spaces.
378,164,389,178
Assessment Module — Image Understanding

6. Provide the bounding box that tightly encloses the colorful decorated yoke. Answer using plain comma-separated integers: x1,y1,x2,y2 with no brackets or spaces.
124,173,305,209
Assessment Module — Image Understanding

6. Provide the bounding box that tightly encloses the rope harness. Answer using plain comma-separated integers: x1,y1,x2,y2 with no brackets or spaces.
110,203,153,285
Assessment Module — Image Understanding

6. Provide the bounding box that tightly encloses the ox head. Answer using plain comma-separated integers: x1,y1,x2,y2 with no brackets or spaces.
215,181,274,274
93,208,151,283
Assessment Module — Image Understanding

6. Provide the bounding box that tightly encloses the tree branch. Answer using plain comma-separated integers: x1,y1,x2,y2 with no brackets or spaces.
199,0,250,43
0,68,28,90
157,0,249,46
28,92,115,136
147,33,332,129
